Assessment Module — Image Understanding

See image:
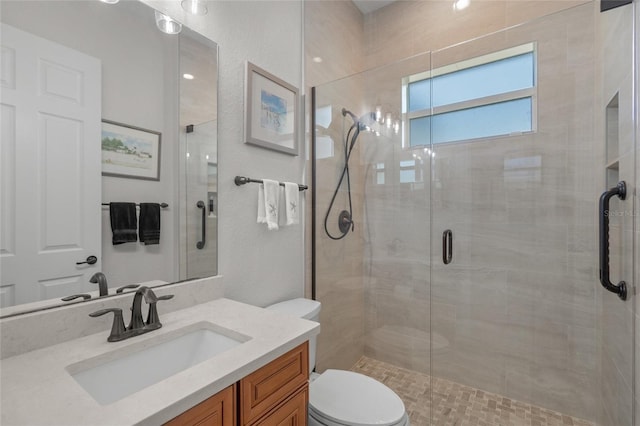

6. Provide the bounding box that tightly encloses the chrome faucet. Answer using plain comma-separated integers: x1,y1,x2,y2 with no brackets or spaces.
90,272,109,297
89,286,174,342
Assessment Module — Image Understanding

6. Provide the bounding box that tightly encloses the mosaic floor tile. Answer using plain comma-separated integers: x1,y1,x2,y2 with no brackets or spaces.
351,356,594,426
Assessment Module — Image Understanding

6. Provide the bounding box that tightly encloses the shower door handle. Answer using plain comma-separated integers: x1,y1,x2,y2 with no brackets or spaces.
442,229,453,265
598,181,627,300
196,200,206,249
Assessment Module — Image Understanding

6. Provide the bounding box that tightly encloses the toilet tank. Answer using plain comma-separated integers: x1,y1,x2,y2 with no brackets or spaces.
265,298,321,371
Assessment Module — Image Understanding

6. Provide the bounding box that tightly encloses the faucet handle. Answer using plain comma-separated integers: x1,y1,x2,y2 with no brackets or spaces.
157,294,174,301
116,284,139,294
146,294,174,327
89,308,126,342
61,294,91,301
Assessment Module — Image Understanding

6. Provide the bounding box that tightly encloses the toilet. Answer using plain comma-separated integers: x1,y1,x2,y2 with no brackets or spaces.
266,298,410,426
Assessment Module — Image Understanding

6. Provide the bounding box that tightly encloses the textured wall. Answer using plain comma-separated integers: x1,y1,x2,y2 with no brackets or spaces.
144,1,306,307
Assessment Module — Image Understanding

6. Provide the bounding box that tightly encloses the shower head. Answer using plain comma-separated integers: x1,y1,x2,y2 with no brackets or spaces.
357,112,376,130
342,108,376,131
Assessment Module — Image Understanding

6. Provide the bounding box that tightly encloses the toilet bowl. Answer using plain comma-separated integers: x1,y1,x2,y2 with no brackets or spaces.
266,298,410,426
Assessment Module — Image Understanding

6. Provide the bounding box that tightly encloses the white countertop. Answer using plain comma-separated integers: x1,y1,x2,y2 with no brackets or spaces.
0,298,320,426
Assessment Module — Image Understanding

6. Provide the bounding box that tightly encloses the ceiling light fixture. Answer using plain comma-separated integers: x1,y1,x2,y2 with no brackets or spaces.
99,0,120,4
312,57,323,63
183,73,195,80
181,0,208,16
155,10,182,35
453,0,470,10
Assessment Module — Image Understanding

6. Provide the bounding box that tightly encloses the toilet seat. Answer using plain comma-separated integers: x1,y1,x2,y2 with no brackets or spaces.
309,370,408,426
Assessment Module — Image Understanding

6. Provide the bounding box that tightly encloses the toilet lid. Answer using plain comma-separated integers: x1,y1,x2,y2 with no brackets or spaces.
309,370,406,426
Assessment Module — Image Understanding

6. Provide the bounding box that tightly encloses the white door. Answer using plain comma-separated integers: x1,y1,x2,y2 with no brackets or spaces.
0,23,101,307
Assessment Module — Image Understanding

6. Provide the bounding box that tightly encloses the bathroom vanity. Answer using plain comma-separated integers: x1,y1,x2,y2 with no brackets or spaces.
167,342,308,425
0,297,318,425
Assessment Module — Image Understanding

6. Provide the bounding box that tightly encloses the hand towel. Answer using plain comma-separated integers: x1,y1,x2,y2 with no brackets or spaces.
139,203,161,245
109,202,138,245
257,179,280,230
283,182,299,226
257,185,267,224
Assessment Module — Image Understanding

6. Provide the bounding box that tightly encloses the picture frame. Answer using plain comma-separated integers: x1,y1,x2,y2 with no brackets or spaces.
101,120,161,181
245,61,299,156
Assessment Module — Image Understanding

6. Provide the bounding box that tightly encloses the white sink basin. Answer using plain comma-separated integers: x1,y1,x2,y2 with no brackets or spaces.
67,322,250,405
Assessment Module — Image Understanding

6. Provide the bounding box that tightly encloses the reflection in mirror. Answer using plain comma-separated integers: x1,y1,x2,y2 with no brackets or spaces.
179,31,218,280
0,0,218,315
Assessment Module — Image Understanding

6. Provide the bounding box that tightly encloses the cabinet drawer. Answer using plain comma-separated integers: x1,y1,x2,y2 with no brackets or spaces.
164,384,235,426
254,385,308,426
240,342,309,424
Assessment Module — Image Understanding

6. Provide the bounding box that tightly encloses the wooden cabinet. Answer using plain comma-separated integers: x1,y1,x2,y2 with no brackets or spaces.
164,384,236,426
240,342,308,425
164,342,309,426
253,387,308,426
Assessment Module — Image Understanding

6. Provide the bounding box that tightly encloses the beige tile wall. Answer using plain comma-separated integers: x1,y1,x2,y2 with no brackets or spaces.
306,2,637,424
636,3,640,424
304,0,367,371
357,1,602,421
362,0,588,70
596,4,635,426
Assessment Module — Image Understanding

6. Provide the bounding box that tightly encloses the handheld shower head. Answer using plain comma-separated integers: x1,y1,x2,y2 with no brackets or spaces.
342,108,377,131
357,112,376,130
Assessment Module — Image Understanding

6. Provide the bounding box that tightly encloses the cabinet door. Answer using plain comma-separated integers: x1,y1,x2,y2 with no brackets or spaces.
240,342,308,424
164,384,235,426
254,386,308,426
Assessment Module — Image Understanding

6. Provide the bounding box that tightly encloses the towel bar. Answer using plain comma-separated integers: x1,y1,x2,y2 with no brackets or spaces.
102,203,169,208
234,176,308,191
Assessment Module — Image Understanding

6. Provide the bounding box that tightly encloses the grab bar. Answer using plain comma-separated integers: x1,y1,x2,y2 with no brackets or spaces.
598,181,627,300
196,200,206,249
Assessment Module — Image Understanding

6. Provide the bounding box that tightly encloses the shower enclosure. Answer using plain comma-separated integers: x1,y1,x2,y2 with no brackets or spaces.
179,31,218,281
312,2,637,425
182,120,218,280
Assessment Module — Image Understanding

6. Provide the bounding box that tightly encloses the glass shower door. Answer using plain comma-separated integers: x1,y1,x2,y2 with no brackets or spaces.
312,52,434,420
178,29,218,281
184,120,217,280
428,3,635,425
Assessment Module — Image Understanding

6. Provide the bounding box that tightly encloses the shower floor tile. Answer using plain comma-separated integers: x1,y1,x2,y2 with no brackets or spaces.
351,356,594,426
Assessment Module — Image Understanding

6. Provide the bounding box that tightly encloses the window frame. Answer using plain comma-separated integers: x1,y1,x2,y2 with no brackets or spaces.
402,42,538,148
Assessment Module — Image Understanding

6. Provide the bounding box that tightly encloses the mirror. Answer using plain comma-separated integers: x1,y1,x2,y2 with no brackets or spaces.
0,0,218,315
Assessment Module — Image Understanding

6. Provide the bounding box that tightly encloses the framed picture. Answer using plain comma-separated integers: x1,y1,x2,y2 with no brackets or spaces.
245,62,299,156
101,120,161,181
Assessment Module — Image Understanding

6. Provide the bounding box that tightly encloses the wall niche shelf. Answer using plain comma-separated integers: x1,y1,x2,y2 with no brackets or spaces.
605,93,620,188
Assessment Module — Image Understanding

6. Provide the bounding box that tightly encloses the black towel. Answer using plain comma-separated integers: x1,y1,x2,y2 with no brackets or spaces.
109,203,138,245
139,203,161,245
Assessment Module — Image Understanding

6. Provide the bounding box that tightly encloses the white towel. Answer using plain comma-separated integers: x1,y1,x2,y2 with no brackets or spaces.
257,185,266,224
257,179,280,230
283,182,300,226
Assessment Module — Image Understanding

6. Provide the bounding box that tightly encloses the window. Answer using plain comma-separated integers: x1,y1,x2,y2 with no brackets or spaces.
403,43,536,147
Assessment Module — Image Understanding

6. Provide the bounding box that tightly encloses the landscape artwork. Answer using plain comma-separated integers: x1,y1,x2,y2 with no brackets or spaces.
245,61,299,155
101,120,161,180
260,90,287,135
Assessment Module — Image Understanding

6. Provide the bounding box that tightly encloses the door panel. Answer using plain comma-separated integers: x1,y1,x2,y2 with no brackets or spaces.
0,23,101,307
